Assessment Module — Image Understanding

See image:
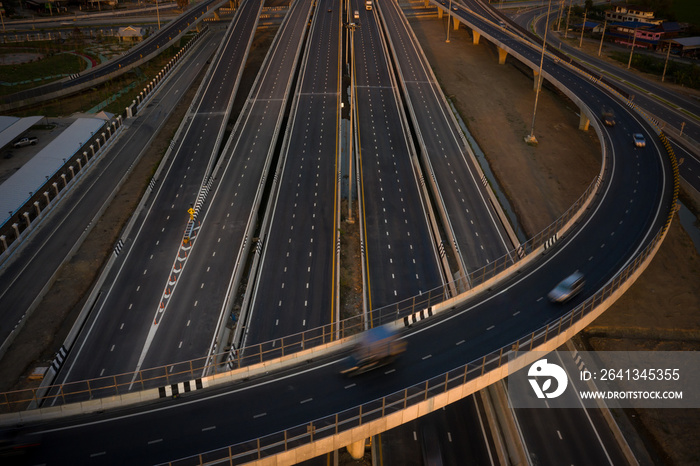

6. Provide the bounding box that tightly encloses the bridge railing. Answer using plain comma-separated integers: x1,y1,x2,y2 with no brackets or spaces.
0,118,675,414
167,219,673,465
0,167,605,412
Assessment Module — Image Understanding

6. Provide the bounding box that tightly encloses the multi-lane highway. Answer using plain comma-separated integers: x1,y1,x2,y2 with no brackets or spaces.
50,0,264,384
381,0,515,276
0,25,223,361
0,0,678,463
243,0,341,347
352,0,444,312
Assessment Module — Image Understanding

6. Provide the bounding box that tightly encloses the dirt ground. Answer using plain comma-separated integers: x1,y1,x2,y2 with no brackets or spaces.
406,10,700,466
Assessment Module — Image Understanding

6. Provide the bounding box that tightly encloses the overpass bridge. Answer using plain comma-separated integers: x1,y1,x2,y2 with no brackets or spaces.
0,0,678,463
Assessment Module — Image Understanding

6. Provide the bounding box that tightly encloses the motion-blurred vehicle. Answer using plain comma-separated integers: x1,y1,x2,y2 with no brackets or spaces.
341,325,406,376
601,108,616,127
548,271,585,303
633,133,646,148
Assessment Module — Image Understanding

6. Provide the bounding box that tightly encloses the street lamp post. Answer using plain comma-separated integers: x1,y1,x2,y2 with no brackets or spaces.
525,0,552,146
661,41,672,82
627,24,637,69
446,0,452,43
598,18,607,56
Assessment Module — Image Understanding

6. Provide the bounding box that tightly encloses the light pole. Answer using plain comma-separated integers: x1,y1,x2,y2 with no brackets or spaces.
627,23,637,69
525,0,552,146
598,18,607,56
446,0,452,43
579,9,586,48
661,41,672,82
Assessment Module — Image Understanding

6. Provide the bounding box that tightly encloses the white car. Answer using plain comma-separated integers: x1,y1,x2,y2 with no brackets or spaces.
13,137,38,148
548,271,585,303
633,133,646,148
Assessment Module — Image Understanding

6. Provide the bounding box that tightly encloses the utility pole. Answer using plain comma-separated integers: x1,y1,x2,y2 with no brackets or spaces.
446,0,452,43
627,24,637,69
556,0,564,32
598,18,607,56
526,0,552,146
564,0,572,38
661,41,672,82
579,9,587,48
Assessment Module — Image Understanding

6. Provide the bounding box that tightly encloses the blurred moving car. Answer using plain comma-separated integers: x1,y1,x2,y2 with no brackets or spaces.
633,133,646,148
341,325,406,376
548,271,585,303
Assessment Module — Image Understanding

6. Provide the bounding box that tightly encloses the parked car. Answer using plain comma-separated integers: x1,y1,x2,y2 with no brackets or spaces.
13,137,38,148
633,133,646,148
548,271,585,303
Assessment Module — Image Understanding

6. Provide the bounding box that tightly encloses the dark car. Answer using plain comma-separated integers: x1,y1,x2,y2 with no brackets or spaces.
548,271,585,303
13,137,38,148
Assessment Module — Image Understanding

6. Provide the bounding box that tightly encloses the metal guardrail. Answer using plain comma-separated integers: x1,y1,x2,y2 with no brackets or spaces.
0,5,679,451
0,159,629,414
168,200,677,465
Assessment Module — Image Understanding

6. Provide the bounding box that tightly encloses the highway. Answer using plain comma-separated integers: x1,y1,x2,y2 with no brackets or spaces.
0,26,223,361
509,1,700,194
49,0,264,385
1,0,228,108
243,0,341,347
0,1,677,464
380,0,515,276
352,0,444,312
136,0,314,371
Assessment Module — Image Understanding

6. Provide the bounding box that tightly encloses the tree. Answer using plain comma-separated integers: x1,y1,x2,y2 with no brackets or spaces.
177,0,189,10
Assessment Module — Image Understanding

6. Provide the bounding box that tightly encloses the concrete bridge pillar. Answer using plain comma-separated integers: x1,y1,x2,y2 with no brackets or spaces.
12,224,20,239
52,183,59,196
472,30,480,45
23,212,31,228
454,17,459,30
579,112,590,131
34,201,41,216
0,235,7,252
346,439,366,460
497,47,508,64
44,192,50,205
438,8,443,19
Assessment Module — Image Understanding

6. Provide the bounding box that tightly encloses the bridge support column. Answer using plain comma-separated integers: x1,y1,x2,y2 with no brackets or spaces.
424,0,429,6
438,8,443,19
213,10,220,21
346,439,366,460
497,47,508,64
454,17,459,30
472,30,480,45
579,112,590,131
